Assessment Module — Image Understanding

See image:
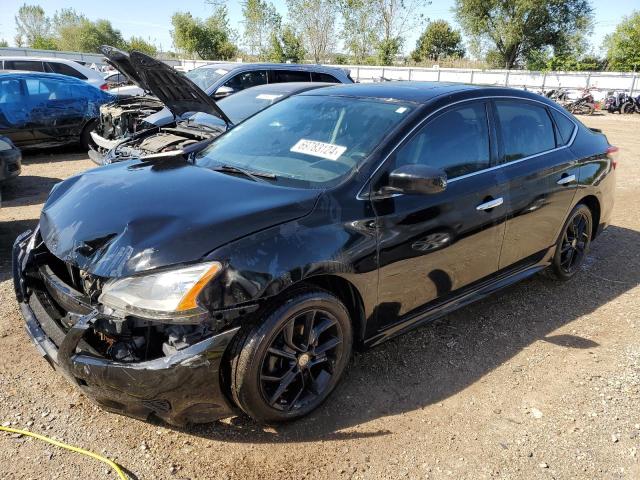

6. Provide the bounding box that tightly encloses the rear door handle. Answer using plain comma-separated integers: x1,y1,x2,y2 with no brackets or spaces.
476,197,504,211
557,174,576,185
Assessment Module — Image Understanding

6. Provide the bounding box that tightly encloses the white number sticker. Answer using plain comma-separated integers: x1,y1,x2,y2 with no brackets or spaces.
215,68,228,75
290,139,347,161
256,93,283,101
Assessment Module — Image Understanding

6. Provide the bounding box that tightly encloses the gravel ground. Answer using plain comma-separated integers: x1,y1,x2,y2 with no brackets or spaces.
0,114,638,480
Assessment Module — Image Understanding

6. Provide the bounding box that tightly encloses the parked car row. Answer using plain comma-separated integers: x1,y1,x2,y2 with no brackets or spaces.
0,56,109,90
12,45,617,427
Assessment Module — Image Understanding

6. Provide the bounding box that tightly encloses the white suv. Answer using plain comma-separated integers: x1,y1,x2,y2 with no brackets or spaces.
0,56,107,90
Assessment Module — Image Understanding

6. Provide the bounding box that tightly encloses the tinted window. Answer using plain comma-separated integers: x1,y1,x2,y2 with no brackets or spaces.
224,70,268,91
311,72,339,83
186,66,228,90
271,70,311,83
495,101,555,161
0,79,25,103
395,103,491,178
4,60,44,72
45,62,87,79
550,108,575,146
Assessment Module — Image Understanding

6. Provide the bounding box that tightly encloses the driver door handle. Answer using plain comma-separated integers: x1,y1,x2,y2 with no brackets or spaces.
476,197,504,211
557,174,576,185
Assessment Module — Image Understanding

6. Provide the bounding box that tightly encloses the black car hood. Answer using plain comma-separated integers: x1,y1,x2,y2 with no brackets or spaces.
99,45,149,92
39,160,319,278
130,51,232,125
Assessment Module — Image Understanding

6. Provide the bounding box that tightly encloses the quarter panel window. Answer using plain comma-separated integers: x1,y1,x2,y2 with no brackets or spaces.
224,70,267,91
311,72,339,83
395,103,491,178
550,108,576,146
45,62,87,79
495,101,555,161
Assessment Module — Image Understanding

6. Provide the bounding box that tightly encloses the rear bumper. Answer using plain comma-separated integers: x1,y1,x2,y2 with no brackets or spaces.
12,230,239,426
0,146,22,181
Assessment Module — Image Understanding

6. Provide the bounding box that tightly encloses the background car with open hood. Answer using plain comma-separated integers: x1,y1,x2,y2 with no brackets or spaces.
91,46,353,150
93,80,333,165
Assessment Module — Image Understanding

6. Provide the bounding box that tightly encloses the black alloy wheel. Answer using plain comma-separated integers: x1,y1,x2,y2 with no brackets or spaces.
228,289,352,423
547,204,593,280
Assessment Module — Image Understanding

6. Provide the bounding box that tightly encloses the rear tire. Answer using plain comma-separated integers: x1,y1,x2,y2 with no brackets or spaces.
545,204,593,281
228,289,352,423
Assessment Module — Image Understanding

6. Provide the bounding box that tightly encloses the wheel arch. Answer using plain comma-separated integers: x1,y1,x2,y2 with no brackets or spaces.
577,194,601,240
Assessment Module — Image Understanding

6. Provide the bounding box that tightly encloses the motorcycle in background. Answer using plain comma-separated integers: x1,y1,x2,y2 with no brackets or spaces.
622,94,640,114
564,88,596,115
604,92,631,114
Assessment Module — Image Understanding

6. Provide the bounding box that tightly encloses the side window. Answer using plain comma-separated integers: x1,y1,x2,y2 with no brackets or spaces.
4,60,44,72
44,79,74,100
311,72,340,83
271,70,311,83
0,79,25,103
311,72,339,83
224,70,267,91
550,108,576,146
45,62,87,80
25,79,50,96
395,103,491,179
494,101,555,162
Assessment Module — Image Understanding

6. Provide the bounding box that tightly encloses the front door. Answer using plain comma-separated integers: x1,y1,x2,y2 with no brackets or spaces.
371,101,507,330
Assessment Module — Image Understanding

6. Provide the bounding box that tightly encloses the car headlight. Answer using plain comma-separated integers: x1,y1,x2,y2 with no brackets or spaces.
98,261,222,322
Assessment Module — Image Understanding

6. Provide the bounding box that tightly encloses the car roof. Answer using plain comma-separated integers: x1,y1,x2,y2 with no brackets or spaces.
0,70,88,84
192,62,347,74
301,81,553,105
1,56,83,64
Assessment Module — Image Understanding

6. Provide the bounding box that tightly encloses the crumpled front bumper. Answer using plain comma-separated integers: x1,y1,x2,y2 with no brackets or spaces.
12,230,239,426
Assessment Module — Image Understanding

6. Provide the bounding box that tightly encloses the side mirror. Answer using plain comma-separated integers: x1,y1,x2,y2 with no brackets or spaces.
214,85,234,99
386,164,447,195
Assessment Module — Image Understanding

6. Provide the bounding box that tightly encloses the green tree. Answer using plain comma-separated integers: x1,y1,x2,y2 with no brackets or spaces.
375,0,430,65
171,12,237,60
267,25,305,62
31,35,58,50
15,4,51,47
338,0,378,64
56,18,126,53
412,20,464,62
455,0,593,69
605,11,640,71
242,0,281,58
127,37,158,56
0,39,8,48
286,0,337,63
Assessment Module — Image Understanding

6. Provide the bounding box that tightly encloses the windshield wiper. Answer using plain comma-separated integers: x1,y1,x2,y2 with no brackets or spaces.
212,164,276,183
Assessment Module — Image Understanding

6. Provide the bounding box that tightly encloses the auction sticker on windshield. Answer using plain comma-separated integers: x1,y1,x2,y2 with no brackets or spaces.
291,139,347,161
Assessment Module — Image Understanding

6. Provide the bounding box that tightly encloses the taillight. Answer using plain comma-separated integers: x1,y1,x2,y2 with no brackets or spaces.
607,145,619,169
100,83,109,91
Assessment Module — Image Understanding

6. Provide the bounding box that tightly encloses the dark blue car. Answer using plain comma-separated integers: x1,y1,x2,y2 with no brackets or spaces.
0,72,113,149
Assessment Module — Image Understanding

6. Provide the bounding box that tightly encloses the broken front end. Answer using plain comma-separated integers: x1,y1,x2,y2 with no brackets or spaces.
12,228,240,426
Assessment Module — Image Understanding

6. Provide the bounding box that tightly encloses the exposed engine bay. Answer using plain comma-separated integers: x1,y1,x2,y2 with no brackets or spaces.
93,96,164,142
104,121,224,163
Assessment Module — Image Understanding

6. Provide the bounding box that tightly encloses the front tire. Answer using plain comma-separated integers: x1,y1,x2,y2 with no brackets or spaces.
229,289,353,423
546,204,593,281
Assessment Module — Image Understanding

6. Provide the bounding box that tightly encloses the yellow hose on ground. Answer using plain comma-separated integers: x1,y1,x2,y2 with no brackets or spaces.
0,425,129,480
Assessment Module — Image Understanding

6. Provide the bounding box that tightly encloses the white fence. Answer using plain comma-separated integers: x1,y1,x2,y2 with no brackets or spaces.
2,47,638,100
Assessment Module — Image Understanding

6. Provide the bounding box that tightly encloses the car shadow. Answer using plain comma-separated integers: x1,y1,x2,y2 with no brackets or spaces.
1,175,61,207
19,144,89,165
173,224,639,443
0,218,38,282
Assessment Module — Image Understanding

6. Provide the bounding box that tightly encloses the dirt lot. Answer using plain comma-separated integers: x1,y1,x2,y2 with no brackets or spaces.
0,114,639,480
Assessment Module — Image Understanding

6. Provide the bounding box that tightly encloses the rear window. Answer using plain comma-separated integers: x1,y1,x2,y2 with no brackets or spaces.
45,62,87,80
550,108,576,146
4,60,44,72
494,101,555,162
311,72,339,83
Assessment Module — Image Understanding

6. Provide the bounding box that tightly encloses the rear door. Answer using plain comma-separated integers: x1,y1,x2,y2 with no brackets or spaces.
223,70,268,92
492,99,579,269
372,101,506,329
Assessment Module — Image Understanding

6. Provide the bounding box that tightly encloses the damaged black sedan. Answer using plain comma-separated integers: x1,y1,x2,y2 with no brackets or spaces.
13,82,616,425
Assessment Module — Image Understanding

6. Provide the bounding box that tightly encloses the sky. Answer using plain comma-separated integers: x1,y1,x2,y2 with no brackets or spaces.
0,0,638,56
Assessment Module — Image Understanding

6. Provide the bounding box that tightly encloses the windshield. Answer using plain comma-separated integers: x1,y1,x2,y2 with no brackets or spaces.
185,66,229,91
195,95,413,188
217,88,287,124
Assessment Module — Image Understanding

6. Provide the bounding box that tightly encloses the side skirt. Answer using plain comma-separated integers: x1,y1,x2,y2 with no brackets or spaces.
364,255,552,348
